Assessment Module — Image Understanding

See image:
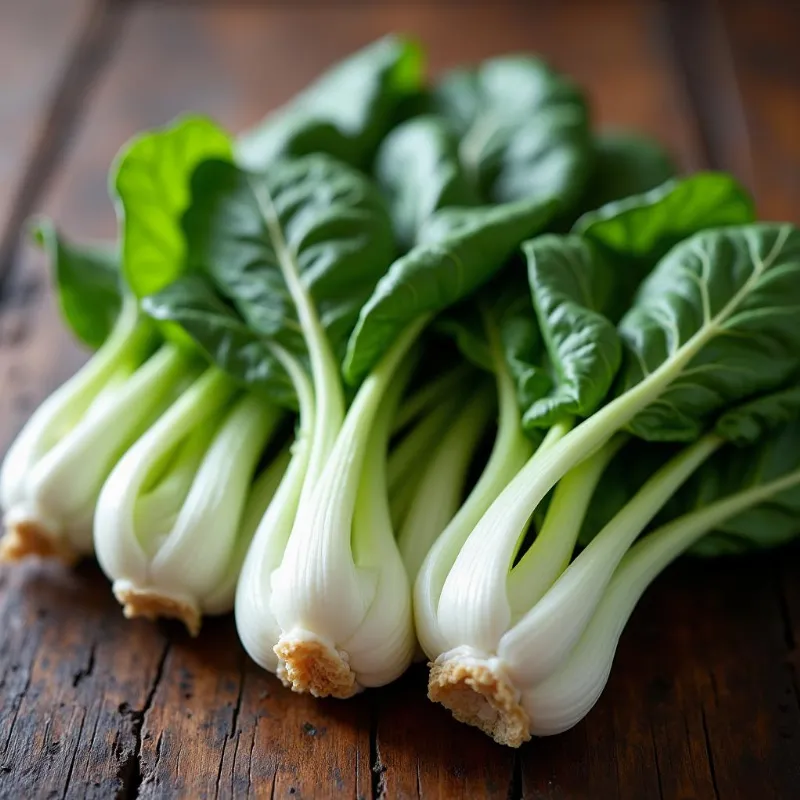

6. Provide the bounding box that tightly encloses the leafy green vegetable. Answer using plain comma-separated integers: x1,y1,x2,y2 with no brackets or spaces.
575,172,754,263
237,36,424,171
113,115,233,298
578,130,676,212
523,235,621,427
680,420,800,555
143,275,296,408
345,197,558,384
183,154,396,371
31,219,121,349
375,114,477,248
434,55,592,211
618,224,800,440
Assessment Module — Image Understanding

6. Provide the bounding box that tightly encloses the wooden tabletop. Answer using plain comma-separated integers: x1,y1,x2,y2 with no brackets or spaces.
0,0,798,797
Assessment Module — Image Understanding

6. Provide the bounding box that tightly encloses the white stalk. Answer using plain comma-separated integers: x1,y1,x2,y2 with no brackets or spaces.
1,305,192,562
499,434,722,685
198,444,292,616
525,466,800,736
415,336,535,660
335,355,419,689
94,368,271,634
271,319,425,697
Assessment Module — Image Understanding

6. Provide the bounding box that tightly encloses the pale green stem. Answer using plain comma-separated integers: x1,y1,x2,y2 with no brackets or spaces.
392,362,474,433
499,434,723,685
507,433,628,617
398,381,496,580
526,465,800,736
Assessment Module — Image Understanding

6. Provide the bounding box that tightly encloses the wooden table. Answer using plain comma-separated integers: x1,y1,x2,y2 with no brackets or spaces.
0,0,798,797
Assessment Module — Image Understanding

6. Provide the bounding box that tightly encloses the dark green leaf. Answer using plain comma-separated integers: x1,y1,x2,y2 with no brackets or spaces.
680,421,800,555
618,224,800,441
578,129,676,212
183,154,396,368
523,234,621,427
716,383,800,445
573,173,755,321
344,197,558,384
574,172,754,261
237,36,424,171
375,114,478,248
434,55,592,210
114,115,233,298
31,219,122,349
143,274,296,408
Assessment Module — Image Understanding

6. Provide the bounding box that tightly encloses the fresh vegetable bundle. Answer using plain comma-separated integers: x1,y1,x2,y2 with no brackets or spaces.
2,36,798,747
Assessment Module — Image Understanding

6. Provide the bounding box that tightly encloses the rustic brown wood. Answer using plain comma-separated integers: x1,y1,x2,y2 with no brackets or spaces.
0,0,92,250
1,0,799,798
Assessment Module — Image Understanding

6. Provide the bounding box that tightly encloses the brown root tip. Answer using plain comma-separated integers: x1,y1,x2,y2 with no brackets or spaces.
0,521,79,566
114,585,202,637
428,657,531,748
274,634,359,699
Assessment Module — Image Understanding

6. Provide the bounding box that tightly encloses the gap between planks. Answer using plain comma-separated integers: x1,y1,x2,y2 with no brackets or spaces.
0,0,128,296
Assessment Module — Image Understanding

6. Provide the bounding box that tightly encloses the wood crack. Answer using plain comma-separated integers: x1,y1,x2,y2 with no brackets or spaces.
116,640,170,799
0,0,128,294
700,705,721,800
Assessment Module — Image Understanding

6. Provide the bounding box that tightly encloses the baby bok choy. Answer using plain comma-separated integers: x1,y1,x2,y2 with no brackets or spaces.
524,398,800,736
89,115,292,633
147,143,558,695
0,224,198,564
421,217,800,745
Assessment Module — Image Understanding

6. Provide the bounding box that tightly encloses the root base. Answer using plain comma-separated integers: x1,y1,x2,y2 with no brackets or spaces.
275,636,359,699
115,585,201,637
428,658,531,748
0,521,79,566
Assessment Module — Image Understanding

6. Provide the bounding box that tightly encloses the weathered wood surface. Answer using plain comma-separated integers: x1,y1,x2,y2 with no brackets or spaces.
0,0,798,798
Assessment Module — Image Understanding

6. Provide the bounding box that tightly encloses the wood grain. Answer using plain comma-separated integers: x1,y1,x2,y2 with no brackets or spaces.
0,0,799,798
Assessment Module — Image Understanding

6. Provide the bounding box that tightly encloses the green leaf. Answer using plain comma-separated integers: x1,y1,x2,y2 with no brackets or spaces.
31,219,122,349
237,35,424,171
574,172,754,261
344,197,558,384
716,382,800,445
682,421,800,556
618,224,800,441
375,115,478,249
114,115,233,298
523,234,622,427
574,173,755,321
182,154,396,367
578,130,676,212
143,274,296,408
434,55,592,210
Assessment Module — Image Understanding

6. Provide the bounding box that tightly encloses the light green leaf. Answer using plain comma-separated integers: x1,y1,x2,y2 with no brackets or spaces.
114,115,233,298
